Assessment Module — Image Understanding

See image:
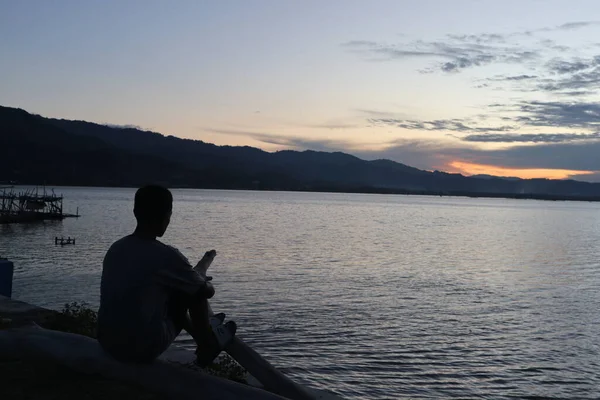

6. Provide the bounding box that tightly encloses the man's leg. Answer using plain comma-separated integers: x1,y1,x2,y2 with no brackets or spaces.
187,296,214,344
187,296,236,366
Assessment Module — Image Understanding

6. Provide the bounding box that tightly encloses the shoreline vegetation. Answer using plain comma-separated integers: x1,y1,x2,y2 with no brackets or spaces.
6,182,600,203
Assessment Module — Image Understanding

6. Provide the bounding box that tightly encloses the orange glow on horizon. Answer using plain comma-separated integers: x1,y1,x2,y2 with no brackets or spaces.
448,161,595,180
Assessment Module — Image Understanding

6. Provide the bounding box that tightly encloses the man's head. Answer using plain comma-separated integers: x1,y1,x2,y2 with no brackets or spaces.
133,185,173,237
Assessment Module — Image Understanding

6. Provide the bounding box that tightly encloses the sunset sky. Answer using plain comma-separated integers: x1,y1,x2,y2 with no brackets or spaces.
2,1,600,181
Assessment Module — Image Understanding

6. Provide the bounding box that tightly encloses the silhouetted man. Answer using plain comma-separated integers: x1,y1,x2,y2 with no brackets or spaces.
98,185,235,365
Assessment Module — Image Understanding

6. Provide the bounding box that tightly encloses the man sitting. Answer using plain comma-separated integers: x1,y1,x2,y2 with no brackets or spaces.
97,185,235,365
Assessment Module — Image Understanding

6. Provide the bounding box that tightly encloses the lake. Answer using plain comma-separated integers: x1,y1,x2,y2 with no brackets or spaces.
1,187,600,399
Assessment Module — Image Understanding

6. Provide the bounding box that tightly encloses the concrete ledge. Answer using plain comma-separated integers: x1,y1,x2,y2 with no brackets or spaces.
0,324,287,399
0,295,57,327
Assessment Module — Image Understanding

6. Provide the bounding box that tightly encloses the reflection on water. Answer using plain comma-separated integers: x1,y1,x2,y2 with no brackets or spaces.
2,188,600,399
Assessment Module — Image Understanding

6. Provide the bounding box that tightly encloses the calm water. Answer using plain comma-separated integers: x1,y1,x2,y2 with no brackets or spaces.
1,187,600,399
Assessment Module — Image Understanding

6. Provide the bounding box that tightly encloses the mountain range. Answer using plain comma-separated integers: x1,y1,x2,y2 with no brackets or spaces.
2,105,600,201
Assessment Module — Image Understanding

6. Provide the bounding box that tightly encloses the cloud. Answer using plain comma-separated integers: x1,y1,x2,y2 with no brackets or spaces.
554,90,593,97
571,171,600,182
355,108,397,117
547,58,600,74
361,99,600,147
536,39,571,52
354,139,459,171
209,128,356,152
447,33,506,43
343,36,541,72
553,21,600,31
472,56,600,95
462,132,600,143
487,74,538,82
359,97,600,143
308,123,361,130
536,68,600,92
368,118,515,133
494,100,600,129
341,40,379,47
521,21,600,36
354,138,600,173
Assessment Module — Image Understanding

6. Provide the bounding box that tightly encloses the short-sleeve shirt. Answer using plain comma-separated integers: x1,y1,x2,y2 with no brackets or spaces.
97,235,205,362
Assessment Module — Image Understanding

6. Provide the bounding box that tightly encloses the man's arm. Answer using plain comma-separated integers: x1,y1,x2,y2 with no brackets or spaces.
155,246,213,297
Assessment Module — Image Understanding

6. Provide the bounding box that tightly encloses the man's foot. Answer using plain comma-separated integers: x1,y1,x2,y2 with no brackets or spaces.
195,319,237,367
195,249,217,278
211,320,237,349
211,313,226,324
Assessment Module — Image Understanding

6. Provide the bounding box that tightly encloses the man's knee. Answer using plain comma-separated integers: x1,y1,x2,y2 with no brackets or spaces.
168,292,191,326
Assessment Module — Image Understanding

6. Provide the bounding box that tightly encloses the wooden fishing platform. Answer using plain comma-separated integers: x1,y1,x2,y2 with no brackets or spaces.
0,186,80,224
55,237,76,246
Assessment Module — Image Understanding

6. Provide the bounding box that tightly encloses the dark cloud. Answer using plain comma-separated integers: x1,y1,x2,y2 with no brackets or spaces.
502,74,538,81
477,57,600,95
554,90,593,97
570,171,600,182
354,139,457,171
496,100,600,129
354,138,600,173
368,118,514,133
547,59,596,74
535,68,600,92
462,132,600,143
366,99,600,136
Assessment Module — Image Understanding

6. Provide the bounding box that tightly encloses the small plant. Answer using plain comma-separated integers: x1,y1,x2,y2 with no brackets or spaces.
179,354,248,384
44,301,98,338
204,354,248,384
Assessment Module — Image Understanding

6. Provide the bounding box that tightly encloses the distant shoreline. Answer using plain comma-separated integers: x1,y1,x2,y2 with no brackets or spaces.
6,183,600,203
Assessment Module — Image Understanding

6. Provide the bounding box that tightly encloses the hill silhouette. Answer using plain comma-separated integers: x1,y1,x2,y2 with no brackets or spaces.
2,105,600,201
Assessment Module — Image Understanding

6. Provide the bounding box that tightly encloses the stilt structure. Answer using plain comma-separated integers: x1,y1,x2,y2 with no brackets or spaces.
0,187,80,224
